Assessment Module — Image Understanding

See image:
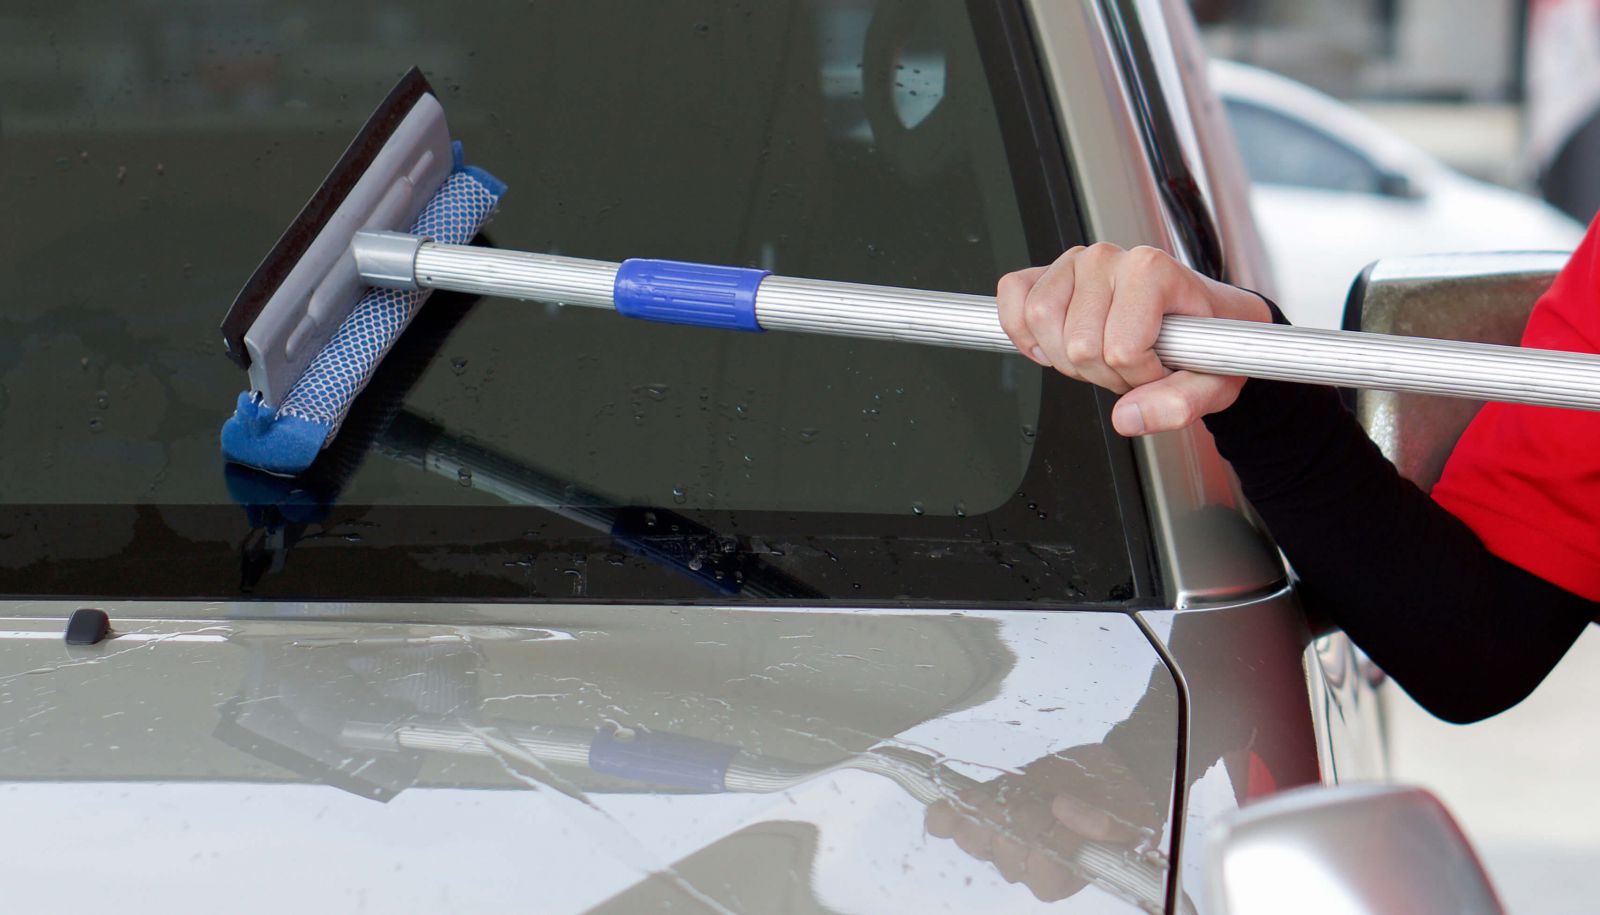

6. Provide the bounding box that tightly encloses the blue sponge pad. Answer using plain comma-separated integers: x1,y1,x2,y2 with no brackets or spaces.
222,144,504,476
220,392,331,477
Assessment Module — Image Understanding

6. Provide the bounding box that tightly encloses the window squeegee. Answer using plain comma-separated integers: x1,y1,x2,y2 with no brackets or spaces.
222,68,1600,477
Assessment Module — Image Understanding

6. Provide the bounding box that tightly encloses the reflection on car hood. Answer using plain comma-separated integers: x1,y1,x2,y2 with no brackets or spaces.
0,601,1179,914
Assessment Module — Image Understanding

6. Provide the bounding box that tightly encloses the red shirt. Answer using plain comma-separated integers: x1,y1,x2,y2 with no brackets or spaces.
1433,214,1600,601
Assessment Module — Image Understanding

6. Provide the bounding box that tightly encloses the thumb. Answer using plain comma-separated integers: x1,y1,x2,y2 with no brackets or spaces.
1111,371,1244,436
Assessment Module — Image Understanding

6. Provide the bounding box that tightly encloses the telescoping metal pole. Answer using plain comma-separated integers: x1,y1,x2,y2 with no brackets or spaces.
352,232,1600,411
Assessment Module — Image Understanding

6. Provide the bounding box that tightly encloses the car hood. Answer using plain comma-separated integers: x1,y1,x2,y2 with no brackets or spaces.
0,601,1179,914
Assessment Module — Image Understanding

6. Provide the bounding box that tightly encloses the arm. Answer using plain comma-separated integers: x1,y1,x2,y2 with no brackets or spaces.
1205,355,1594,723
996,244,1594,724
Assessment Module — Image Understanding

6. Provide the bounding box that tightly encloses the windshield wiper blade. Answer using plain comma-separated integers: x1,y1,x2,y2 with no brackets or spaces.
377,408,821,600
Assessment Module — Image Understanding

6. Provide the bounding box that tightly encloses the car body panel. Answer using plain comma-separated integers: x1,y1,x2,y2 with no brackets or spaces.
2,600,1178,913
1138,594,1326,914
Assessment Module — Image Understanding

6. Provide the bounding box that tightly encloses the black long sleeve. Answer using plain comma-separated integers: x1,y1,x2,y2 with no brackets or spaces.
1201,310,1596,724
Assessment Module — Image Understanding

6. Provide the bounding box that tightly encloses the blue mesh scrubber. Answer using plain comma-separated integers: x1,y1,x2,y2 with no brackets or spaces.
221,149,505,476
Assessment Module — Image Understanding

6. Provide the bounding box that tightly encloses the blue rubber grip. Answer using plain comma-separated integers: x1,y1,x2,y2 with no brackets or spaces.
613,258,768,332
588,730,739,791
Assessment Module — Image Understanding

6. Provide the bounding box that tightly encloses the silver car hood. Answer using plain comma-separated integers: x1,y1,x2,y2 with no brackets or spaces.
0,601,1179,914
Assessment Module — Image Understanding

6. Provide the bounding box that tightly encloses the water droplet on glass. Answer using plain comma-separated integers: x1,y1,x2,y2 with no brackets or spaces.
644,511,658,528
342,533,363,543
1021,423,1037,443
852,582,863,590
798,428,819,443
457,467,473,487
1038,511,1049,520
671,485,687,504
954,501,967,518
735,402,749,419
87,417,103,433
154,162,165,176
965,232,982,243
911,501,925,516
645,383,669,401
94,390,109,409
450,357,468,375
687,555,704,571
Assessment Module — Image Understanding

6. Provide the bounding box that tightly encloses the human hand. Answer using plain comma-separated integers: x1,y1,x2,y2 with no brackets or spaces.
924,744,1163,903
996,243,1272,436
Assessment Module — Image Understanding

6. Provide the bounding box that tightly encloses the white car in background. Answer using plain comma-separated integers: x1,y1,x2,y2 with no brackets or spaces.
1210,58,1585,329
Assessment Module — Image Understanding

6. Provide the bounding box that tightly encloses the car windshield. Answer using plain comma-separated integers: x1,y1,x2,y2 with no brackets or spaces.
0,0,1144,603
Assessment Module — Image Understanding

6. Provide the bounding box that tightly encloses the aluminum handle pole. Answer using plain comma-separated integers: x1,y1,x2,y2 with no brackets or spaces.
1155,316,1600,410
400,241,1600,411
413,242,619,307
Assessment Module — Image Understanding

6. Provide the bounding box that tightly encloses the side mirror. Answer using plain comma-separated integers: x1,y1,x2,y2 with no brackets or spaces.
1341,251,1566,491
1376,170,1422,200
1208,783,1503,915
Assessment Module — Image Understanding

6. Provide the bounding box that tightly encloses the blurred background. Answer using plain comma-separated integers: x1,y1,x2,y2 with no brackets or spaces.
1196,2,1600,912
1197,0,1590,329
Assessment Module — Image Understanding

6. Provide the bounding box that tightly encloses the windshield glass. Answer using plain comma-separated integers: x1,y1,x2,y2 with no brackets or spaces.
0,1,1141,603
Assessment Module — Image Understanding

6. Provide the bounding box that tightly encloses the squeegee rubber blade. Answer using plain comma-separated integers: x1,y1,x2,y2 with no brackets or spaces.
219,67,435,371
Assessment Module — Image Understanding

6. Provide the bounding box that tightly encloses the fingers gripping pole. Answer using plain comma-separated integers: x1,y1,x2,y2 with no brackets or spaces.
355,236,1600,412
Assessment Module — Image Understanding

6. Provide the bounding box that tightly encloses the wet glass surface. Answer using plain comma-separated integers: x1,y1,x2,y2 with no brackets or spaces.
0,1,1138,601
